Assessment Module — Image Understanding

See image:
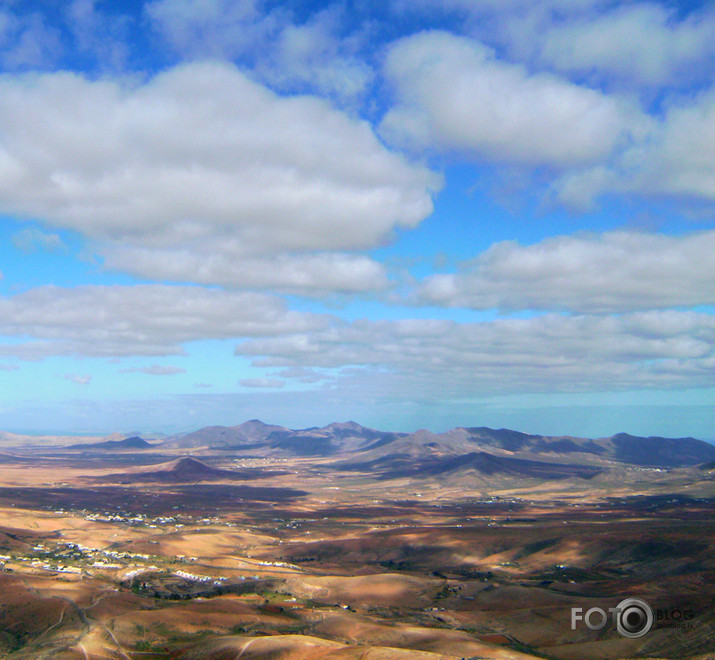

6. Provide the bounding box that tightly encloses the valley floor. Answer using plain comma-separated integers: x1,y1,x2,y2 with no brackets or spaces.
0,450,712,659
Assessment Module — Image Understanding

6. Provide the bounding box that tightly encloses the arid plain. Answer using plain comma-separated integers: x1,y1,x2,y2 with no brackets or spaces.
0,421,713,660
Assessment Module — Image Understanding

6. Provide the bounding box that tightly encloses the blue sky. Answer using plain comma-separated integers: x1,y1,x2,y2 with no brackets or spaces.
0,0,714,438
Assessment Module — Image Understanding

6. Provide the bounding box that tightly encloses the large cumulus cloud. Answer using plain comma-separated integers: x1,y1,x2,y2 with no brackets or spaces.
0,60,439,293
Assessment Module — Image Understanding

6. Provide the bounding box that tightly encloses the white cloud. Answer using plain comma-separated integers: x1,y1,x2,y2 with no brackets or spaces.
146,0,372,105
146,0,280,59
626,87,715,201
555,86,715,207
377,26,714,210
391,0,605,12
380,30,644,168
120,365,187,375
0,285,330,358
236,311,715,396
276,366,332,384
0,61,438,292
239,377,285,388
392,1,715,90
103,248,388,294
64,373,91,385
12,227,64,253
418,230,715,313
254,7,373,106
537,3,715,88
66,0,131,71
0,364,19,371
0,9,62,70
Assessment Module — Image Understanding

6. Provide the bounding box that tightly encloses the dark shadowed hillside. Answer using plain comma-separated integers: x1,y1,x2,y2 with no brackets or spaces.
340,450,603,481
608,432,715,466
67,436,152,451
94,456,286,484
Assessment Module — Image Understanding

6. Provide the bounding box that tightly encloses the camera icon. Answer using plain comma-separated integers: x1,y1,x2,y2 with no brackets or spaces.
615,598,654,639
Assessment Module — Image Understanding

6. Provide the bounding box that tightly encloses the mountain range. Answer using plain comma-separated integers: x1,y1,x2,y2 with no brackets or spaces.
157,420,715,468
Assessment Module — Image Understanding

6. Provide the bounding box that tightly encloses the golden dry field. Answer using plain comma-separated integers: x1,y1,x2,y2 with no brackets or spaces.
0,434,712,660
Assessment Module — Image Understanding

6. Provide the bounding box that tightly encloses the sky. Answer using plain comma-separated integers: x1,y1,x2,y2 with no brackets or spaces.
0,0,714,439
